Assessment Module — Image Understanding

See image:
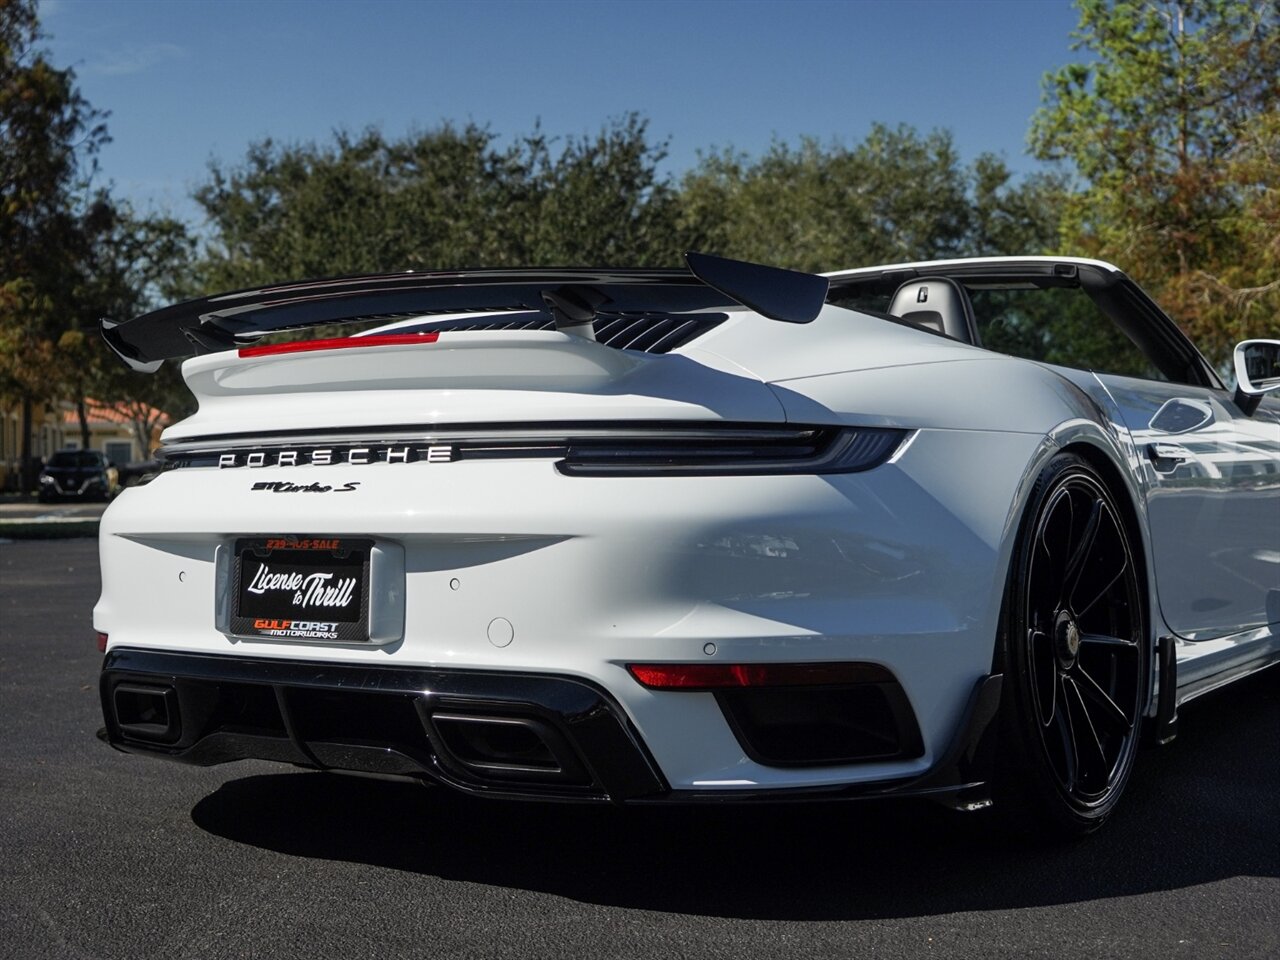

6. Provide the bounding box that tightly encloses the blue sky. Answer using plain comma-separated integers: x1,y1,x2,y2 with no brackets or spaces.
40,0,1084,227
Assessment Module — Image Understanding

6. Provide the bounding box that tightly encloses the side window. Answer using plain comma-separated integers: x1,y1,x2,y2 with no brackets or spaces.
967,285,1168,382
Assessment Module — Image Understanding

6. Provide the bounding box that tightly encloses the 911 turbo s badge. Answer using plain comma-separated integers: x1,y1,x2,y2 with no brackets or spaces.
251,481,360,493
219,445,455,468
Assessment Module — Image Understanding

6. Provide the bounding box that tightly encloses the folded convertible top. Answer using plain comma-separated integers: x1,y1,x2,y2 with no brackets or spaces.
101,252,829,372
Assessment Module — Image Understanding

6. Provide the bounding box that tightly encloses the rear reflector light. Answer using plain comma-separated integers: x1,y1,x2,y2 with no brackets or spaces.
96,632,108,653
238,331,439,358
626,662,892,690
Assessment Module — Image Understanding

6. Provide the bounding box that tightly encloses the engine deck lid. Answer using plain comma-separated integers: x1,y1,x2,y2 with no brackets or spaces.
167,329,788,439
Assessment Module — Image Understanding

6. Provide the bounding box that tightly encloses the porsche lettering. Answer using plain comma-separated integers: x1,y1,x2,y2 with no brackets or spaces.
217,445,452,468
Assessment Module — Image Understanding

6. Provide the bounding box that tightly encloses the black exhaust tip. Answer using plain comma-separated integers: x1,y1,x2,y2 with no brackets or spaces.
429,713,590,785
113,683,181,744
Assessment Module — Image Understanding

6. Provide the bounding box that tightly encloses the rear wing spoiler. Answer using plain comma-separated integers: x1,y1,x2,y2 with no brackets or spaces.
101,252,829,373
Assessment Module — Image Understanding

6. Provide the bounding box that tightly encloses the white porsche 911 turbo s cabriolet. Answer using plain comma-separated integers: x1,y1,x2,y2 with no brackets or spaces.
94,253,1280,836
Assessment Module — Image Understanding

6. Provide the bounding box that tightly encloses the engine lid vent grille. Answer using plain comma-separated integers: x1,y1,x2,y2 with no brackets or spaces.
378,311,727,354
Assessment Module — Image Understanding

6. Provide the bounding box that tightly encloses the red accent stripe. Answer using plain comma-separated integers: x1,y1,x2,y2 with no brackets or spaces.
626,662,889,690
238,331,440,358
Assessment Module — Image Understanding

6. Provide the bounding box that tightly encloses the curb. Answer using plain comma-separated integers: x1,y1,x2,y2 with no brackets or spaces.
0,518,100,540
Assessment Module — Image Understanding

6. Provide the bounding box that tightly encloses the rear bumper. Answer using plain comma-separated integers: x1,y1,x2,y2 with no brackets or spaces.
96,428,1044,791
100,647,666,803
100,648,1002,807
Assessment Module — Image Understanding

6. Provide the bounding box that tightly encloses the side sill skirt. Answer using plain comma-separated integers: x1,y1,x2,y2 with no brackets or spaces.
1154,634,1178,745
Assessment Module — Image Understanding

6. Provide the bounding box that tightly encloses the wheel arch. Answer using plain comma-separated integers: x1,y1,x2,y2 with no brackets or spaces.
989,435,1156,833
1059,440,1161,721
998,421,1161,719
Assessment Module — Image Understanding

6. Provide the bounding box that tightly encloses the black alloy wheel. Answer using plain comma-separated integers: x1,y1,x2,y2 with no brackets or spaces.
996,453,1148,836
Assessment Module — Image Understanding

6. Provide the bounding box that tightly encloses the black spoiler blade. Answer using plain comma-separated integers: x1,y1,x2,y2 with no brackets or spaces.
100,253,829,371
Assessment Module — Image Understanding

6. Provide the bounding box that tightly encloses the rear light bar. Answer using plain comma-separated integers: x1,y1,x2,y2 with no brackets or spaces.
156,424,908,477
238,331,439,358
96,631,108,653
627,662,893,690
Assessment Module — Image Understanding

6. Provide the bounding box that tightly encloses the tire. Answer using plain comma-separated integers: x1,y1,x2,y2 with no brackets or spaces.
994,453,1149,837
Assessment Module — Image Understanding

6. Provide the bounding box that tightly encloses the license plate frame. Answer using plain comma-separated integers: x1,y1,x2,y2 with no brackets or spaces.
230,536,373,643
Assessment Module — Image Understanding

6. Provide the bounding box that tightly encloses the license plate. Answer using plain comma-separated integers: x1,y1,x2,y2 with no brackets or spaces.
231,536,372,642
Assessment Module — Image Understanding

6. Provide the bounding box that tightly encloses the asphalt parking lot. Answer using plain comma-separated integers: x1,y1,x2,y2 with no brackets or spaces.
1,537,1277,960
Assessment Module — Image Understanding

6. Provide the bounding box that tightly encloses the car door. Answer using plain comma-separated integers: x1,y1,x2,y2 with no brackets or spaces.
1094,375,1280,640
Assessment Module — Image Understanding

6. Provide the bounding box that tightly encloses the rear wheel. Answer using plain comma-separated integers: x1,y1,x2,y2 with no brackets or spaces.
995,453,1148,837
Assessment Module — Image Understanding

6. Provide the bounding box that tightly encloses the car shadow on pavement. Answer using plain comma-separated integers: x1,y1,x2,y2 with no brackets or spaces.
191,667,1279,921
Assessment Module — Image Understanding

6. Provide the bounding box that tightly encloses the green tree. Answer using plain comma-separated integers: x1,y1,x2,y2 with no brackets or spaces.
68,196,195,453
968,157,1069,259
502,114,682,267
1031,0,1280,364
1,0,194,482
193,114,683,295
676,124,1062,273
194,117,1063,308
0,0,108,488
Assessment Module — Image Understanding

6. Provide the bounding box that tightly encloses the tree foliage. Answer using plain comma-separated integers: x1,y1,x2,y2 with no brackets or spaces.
0,0,194,485
193,114,683,293
0,0,106,407
192,121,1063,292
67,197,196,447
677,125,1063,272
1032,0,1280,363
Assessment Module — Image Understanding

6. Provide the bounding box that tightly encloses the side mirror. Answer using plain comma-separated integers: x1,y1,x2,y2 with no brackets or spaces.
1233,339,1280,416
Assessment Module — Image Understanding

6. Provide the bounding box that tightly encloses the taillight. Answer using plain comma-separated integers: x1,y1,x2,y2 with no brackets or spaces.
96,632,108,653
626,662,892,690
558,427,906,477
